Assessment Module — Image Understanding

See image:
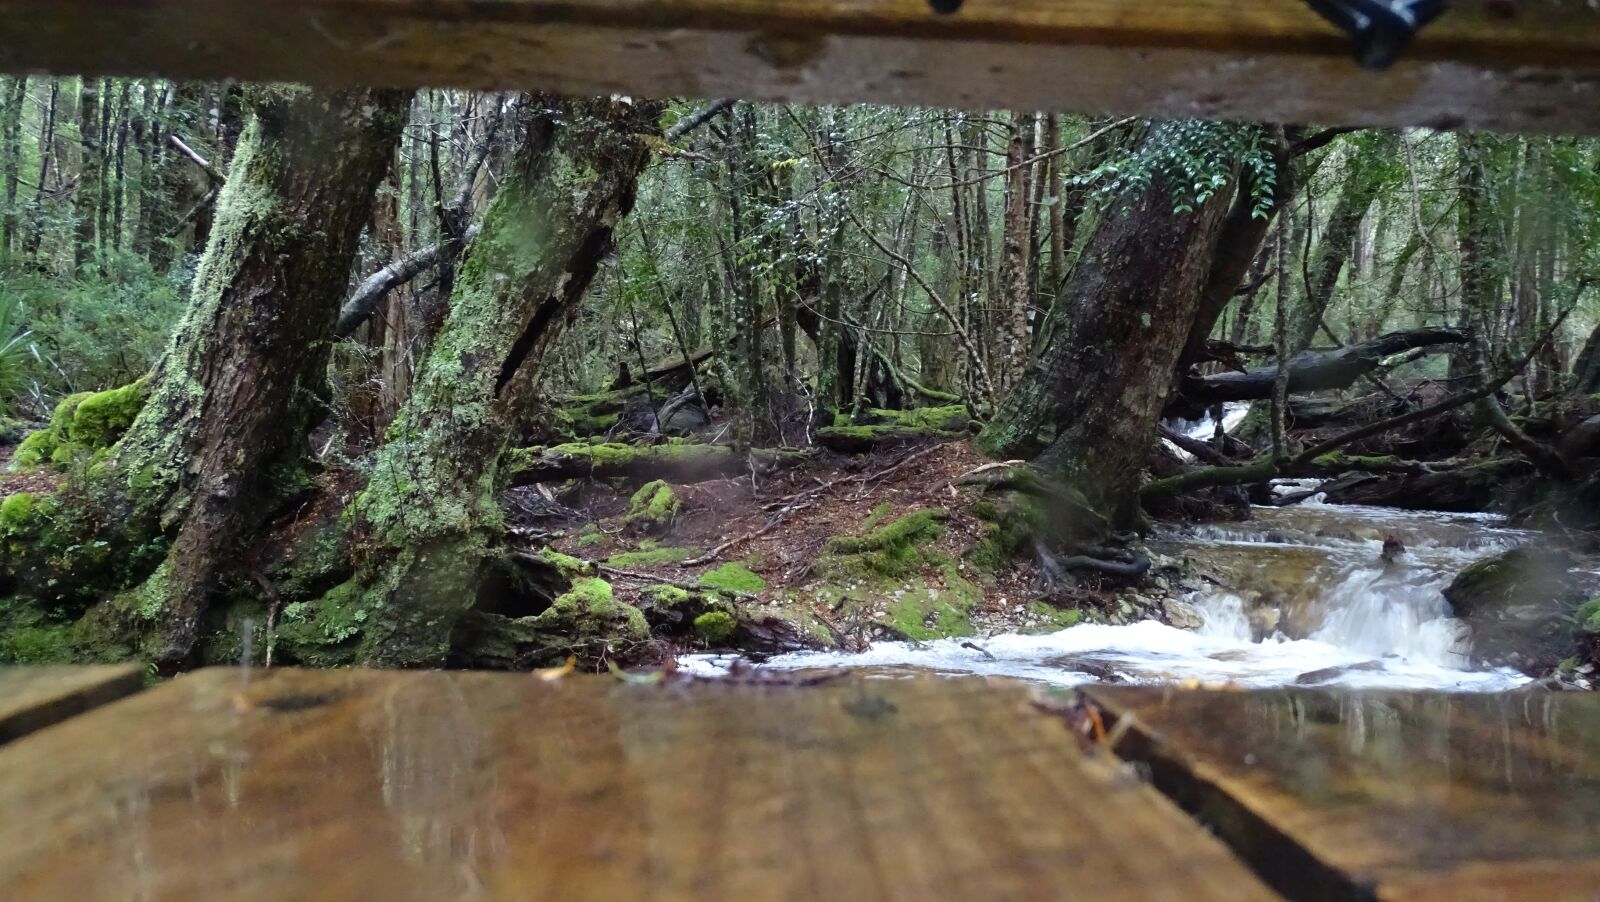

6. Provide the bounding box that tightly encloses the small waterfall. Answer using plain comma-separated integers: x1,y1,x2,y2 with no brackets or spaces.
1308,567,1470,668
1194,592,1254,642
682,501,1536,691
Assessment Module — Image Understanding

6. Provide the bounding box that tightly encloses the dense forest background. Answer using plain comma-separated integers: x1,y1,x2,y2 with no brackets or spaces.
1,76,1597,672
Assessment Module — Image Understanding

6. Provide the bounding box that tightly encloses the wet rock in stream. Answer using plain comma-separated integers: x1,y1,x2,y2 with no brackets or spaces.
1443,546,1590,671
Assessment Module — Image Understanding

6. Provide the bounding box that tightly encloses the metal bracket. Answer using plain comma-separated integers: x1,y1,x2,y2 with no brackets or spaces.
1305,0,1450,70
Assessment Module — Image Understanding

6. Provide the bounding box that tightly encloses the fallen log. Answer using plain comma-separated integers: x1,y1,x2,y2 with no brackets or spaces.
1318,458,1533,512
507,442,804,485
1175,328,1467,408
815,405,972,453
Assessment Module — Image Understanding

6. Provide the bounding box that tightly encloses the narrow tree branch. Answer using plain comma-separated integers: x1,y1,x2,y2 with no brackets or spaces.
169,134,222,183
666,99,735,142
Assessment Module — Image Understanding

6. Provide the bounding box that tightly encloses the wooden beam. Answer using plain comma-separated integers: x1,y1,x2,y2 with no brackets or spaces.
1,1,1599,133
0,669,1279,899
1086,686,1600,900
0,666,144,745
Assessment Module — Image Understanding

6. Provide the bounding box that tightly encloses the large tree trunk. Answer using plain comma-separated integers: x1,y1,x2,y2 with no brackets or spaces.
81,87,413,664
318,95,663,668
978,121,1242,526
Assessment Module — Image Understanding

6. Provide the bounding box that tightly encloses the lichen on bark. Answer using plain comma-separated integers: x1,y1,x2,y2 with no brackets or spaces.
339,96,666,667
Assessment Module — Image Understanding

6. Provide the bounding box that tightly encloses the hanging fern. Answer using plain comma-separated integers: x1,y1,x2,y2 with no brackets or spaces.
1077,120,1278,219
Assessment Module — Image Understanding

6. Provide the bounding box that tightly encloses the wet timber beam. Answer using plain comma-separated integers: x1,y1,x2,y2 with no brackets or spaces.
2,1,1600,133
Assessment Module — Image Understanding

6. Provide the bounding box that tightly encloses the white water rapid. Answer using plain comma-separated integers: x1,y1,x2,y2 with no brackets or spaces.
686,500,1536,691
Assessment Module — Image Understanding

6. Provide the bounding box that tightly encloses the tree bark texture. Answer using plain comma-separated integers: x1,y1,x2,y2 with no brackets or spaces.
92,86,413,663
332,95,664,668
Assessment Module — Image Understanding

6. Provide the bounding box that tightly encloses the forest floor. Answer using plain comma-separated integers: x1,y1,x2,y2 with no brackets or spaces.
527,437,1177,658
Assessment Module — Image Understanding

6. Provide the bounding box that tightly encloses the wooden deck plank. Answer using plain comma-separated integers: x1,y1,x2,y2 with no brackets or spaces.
2,1,1599,133
0,665,144,745
1085,686,1600,902
0,668,1277,901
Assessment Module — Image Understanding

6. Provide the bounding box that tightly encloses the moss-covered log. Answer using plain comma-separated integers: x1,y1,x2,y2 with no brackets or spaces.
322,96,665,668
816,405,971,453
511,442,729,483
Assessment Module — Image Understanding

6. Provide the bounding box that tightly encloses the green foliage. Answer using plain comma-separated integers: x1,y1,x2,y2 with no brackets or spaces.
1080,121,1277,218
1577,598,1600,635
0,255,186,410
0,293,39,418
693,611,737,644
607,546,702,568
10,377,149,470
697,563,766,595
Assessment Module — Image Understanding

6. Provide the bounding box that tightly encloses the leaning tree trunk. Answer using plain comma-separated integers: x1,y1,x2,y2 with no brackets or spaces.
81,86,412,664
978,121,1242,527
323,95,663,668
1295,133,1396,350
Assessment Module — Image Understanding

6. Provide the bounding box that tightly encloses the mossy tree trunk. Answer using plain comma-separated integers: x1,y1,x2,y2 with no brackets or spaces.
87,86,413,663
333,95,663,667
978,121,1242,528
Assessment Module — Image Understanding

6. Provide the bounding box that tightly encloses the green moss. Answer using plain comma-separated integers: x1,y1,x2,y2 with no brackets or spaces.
647,585,693,607
608,546,702,568
1577,598,1600,634
273,579,374,666
0,493,37,533
1027,602,1085,634
626,480,680,530
536,549,595,580
884,576,977,643
69,379,150,448
535,577,649,643
1311,451,1400,470
11,429,55,470
0,597,76,664
549,442,643,467
824,509,949,578
693,611,737,644
575,526,606,548
837,405,970,432
860,502,894,534
10,380,150,471
698,563,766,595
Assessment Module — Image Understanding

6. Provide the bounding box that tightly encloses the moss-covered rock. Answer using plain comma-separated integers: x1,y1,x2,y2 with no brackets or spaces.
1443,547,1586,671
626,480,680,532
822,509,949,579
10,378,150,471
1026,602,1085,634
693,611,737,644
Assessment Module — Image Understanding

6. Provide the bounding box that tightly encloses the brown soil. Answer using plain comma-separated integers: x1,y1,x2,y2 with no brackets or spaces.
538,438,1064,645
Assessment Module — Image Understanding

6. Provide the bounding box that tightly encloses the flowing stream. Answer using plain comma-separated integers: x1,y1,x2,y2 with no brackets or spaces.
688,499,1537,691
